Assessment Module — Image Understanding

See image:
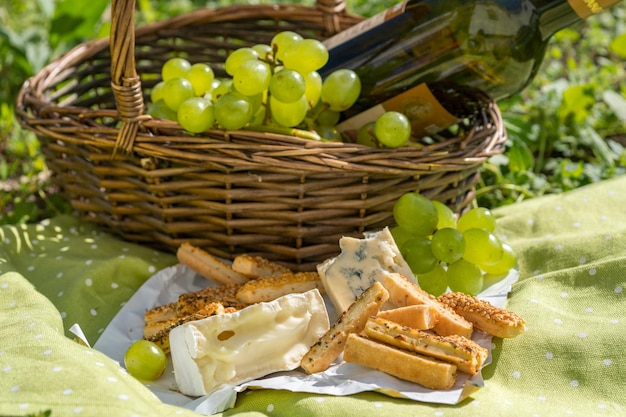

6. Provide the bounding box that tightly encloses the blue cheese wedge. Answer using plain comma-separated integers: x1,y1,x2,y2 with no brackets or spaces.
169,289,329,396
317,227,415,313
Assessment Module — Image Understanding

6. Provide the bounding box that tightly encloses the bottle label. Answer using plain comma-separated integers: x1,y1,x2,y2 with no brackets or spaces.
323,1,408,50
568,0,621,18
337,83,460,137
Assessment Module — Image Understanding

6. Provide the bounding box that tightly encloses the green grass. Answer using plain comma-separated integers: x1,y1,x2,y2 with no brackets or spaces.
1,0,625,225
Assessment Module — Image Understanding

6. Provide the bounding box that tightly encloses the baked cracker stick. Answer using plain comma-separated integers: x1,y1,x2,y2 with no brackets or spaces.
376,304,439,330
144,303,227,354
343,333,457,390
300,281,389,374
231,254,292,278
382,272,473,338
176,284,246,316
437,292,526,338
364,317,488,375
144,302,177,325
177,242,248,285
236,272,324,304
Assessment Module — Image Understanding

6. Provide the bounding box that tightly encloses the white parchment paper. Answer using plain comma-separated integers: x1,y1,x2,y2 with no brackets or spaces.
94,264,518,415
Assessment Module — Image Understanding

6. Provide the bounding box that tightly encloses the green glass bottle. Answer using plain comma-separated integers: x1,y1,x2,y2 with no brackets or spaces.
322,0,622,135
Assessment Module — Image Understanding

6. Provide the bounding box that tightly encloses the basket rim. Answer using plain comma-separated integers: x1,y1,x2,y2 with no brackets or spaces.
15,2,506,176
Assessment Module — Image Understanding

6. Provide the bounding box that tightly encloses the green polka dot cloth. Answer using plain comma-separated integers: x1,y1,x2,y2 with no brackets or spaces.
2,176,626,416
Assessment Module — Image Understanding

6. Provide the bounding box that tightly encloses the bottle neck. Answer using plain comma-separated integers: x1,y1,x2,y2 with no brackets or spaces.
536,0,622,39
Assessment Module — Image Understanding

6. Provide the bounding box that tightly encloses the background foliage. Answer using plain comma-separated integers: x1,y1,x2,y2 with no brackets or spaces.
1,0,625,224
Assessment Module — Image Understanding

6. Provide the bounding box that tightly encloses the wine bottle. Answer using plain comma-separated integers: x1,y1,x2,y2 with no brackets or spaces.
322,0,622,136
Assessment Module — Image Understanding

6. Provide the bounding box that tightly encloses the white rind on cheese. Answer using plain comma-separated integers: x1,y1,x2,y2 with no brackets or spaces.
169,289,329,397
317,227,415,314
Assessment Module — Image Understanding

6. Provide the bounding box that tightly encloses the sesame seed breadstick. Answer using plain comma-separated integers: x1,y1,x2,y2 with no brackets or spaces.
236,272,324,304
176,284,246,316
437,292,526,338
300,281,389,374
144,303,228,353
364,317,488,375
144,302,177,325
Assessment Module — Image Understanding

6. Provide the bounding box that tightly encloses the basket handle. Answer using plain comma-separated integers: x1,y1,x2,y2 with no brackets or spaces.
109,0,347,156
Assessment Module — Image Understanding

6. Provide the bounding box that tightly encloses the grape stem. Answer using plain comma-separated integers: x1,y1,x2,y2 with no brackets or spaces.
244,124,322,141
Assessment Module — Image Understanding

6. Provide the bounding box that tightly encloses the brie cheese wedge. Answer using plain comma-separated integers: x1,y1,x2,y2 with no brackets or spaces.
317,227,415,313
169,288,329,396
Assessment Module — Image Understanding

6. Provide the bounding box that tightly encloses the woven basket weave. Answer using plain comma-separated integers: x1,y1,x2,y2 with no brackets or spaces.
16,0,506,271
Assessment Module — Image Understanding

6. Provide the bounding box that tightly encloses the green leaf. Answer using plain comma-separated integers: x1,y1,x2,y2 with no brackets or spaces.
558,84,595,124
610,32,626,59
602,90,626,122
49,0,109,48
507,139,534,173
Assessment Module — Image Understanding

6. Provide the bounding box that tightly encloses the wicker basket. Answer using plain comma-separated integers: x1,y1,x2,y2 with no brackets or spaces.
16,0,506,271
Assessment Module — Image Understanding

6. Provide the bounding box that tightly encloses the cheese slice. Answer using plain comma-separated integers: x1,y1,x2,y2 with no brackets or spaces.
317,227,415,313
169,289,329,396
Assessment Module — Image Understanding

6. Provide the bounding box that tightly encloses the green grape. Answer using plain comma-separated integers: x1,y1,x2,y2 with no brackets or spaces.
224,48,259,76
431,227,465,264
303,71,322,108
162,77,195,111
214,92,253,130
177,97,215,133
321,69,361,112
316,125,342,141
271,31,303,61
246,92,264,114
282,38,329,74
150,81,165,103
462,228,504,266
447,259,484,296
392,192,438,236
356,122,378,147
162,57,191,81
374,111,411,148
433,200,457,229
211,79,233,101
390,225,412,250
252,43,273,60
124,340,167,381
233,60,271,96
316,108,340,126
417,263,448,296
147,99,178,121
401,237,438,275
480,242,517,275
187,63,215,96
457,207,497,233
269,68,306,103
270,95,308,127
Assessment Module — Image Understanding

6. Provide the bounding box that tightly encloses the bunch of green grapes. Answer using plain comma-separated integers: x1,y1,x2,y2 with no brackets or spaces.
391,192,518,296
146,31,412,146
146,31,363,137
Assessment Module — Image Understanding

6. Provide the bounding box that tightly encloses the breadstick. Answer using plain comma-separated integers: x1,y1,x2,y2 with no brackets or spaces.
176,284,246,316
437,292,526,338
236,272,324,304
343,333,457,390
177,242,248,285
144,302,177,325
382,272,473,338
231,254,292,278
364,317,487,375
300,281,389,374
144,303,228,353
